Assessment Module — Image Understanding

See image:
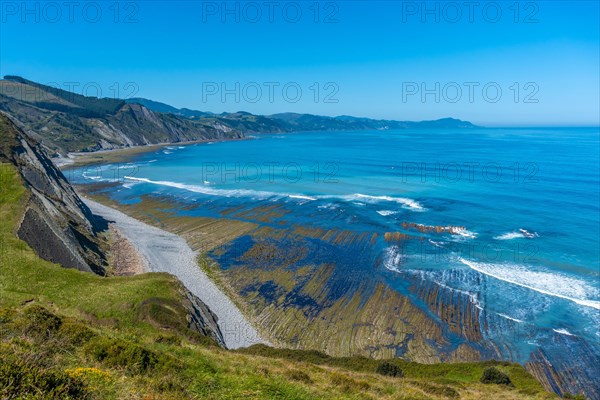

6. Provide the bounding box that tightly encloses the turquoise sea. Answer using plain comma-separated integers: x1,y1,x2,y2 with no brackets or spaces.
69,127,600,389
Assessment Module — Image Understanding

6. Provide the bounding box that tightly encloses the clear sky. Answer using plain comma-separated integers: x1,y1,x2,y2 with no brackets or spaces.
1,1,599,126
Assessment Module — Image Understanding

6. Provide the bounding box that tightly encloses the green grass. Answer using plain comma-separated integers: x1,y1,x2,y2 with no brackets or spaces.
0,162,559,399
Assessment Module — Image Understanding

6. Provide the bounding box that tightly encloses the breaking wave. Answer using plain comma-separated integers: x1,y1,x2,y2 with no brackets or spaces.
122,177,424,210
495,229,539,240
376,210,398,216
329,193,425,211
459,258,600,310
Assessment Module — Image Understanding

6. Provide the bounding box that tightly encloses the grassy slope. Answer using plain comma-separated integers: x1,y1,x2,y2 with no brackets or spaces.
0,163,557,399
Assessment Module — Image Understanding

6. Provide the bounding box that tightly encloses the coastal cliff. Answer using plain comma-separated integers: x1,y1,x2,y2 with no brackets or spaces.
0,77,246,155
0,113,225,346
0,113,107,274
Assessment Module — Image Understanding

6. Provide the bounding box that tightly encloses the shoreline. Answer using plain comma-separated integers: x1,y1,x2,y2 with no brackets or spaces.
54,136,250,168
83,197,268,349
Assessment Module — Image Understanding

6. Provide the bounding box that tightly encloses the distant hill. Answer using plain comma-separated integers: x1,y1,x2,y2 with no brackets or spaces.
126,97,214,118
3,75,125,117
0,77,249,154
1,76,478,155
269,113,477,131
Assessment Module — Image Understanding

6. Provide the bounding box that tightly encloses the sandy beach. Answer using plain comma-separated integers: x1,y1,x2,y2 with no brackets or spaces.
84,198,267,349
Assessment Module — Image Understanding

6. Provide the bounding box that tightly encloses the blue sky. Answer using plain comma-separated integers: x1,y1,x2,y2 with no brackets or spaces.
1,1,599,126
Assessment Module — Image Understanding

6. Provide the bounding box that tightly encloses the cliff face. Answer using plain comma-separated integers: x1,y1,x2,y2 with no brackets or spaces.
0,79,246,155
0,113,107,274
182,289,226,348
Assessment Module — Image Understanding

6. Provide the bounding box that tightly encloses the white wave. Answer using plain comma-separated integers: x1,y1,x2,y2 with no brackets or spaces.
495,231,525,240
82,171,107,181
116,164,138,170
288,194,317,201
327,193,425,211
376,210,398,216
553,328,576,336
148,159,158,163
519,228,539,238
122,177,426,213
459,258,600,310
497,313,524,323
428,239,445,248
449,227,477,239
122,181,140,189
495,229,538,240
405,269,482,308
124,176,283,199
383,246,403,272
317,203,337,210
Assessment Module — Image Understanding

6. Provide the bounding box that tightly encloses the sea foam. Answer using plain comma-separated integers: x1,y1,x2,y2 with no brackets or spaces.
330,193,425,211
494,229,539,240
459,258,600,310
376,210,398,216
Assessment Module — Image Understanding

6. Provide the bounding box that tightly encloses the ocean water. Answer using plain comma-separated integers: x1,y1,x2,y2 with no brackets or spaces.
69,128,600,370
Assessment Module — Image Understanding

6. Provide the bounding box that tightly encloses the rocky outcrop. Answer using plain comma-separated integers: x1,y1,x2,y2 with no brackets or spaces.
182,288,226,347
0,113,107,274
526,334,600,400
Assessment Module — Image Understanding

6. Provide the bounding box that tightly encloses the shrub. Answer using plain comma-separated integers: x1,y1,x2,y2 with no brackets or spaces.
412,381,459,398
21,305,62,338
154,334,181,345
138,297,187,330
0,354,89,399
86,337,166,373
480,367,513,386
59,323,97,347
153,374,187,394
376,362,404,378
0,307,16,323
564,394,587,400
285,369,312,384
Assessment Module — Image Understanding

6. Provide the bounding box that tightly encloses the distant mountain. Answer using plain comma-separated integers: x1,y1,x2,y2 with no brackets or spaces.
268,113,477,131
126,97,214,118
1,76,478,155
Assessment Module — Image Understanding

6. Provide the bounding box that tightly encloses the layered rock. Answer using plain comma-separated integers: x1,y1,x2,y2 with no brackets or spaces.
1,113,107,274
